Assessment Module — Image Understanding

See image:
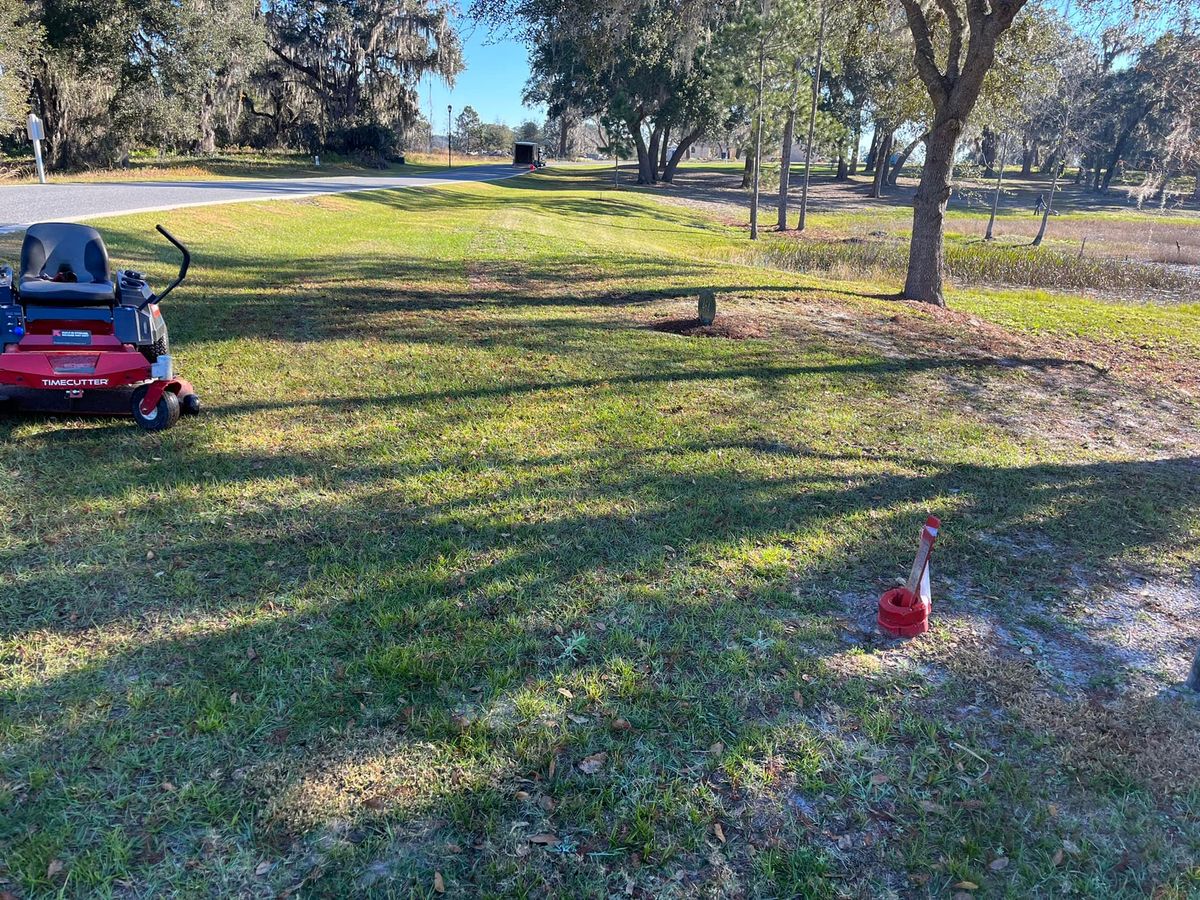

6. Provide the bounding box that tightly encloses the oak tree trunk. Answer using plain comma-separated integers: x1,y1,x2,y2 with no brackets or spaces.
870,130,892,198
662,127,703,183
888,132,926,185
902,116,960,305
631,120,654,185
647,122,665,183
849,116,862,175
863,127,880,174
1021,139,1035,176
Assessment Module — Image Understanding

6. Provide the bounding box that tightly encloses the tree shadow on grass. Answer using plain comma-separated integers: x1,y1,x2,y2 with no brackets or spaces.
3,433,1198,891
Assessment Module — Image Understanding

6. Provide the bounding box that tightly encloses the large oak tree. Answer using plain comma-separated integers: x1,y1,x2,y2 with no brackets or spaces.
898,0,1027,305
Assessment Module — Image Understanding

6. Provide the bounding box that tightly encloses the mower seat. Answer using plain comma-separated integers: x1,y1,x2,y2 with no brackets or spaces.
18,223,116,306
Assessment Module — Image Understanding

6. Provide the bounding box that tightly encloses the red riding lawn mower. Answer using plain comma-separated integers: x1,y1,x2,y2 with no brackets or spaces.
0,222,200,431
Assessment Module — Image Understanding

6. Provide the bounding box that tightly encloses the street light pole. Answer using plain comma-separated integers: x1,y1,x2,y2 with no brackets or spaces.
448,104,453,169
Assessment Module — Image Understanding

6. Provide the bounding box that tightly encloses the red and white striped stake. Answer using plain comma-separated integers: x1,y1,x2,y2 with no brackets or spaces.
878,515,941,637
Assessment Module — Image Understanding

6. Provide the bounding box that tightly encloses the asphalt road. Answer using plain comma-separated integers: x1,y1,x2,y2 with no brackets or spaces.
0,163,524,232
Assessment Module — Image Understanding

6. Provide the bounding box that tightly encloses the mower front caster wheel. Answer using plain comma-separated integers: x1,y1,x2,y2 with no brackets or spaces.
181,393,201,416
132,386,181,432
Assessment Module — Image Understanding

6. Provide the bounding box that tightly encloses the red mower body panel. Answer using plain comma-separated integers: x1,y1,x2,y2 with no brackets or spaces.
0,336,153,391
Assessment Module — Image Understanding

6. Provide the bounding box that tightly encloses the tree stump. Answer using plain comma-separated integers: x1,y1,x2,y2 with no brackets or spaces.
698,290,717,326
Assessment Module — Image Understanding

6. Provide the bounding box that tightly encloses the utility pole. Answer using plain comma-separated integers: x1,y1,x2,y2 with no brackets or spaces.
448,104,453,168
798,0,828,232
750,0,769,240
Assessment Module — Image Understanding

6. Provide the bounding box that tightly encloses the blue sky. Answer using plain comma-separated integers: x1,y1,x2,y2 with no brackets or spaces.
423,24,543,131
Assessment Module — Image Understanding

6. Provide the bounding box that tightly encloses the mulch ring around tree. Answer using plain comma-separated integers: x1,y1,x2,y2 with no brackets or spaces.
649,315,767,340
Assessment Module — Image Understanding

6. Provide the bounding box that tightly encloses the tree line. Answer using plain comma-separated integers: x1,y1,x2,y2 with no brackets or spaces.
0,0,462,169
472,0,1200,305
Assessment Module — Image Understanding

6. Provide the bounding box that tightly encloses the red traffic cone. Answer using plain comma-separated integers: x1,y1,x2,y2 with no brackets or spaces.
878,516,940,637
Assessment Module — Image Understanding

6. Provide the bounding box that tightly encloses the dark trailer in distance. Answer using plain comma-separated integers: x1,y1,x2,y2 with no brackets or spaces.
513,141,542,167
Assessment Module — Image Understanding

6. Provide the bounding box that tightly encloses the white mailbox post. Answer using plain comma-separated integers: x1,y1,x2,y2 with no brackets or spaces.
27,113,46,184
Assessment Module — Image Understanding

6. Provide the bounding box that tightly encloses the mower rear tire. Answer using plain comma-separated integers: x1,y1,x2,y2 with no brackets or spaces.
140,335,169,364
132,386,181,432
181,393,201,416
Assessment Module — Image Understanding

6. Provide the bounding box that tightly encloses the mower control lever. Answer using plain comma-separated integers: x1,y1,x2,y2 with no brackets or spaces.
150,224,190,305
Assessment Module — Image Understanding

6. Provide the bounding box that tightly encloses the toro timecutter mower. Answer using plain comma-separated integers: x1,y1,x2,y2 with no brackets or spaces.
0,222,199,431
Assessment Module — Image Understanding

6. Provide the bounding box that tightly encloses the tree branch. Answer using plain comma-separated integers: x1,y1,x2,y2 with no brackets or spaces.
900,0,949,107
933,0,965,81
265,41,338,93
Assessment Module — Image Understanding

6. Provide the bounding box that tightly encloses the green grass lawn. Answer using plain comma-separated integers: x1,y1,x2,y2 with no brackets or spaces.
2,167,1200,897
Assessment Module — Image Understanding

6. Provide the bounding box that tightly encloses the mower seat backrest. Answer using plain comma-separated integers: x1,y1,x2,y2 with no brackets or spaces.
19,223,116,306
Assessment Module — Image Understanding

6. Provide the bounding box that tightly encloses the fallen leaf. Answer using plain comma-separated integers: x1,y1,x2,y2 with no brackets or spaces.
514,790,531,801
989,857,1010,871
713,822,726,844
528,833,559,845
161,781,177,792
1052,849,1065,866
870,773,890,786
363,796,387,811
246,647,258,661
557,687,574,700
919,800,946,814
1062,839,1081,856
146,550,156,560
610,717,632,732
709,742,725,755
952,881,979,891
547,757,556,779
539,795,556,812
567,713,589,724
433,871,445,894
255,860,272,876
577,752,607,775
792,690,805,707
47,859,65,878
446,842,462,854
